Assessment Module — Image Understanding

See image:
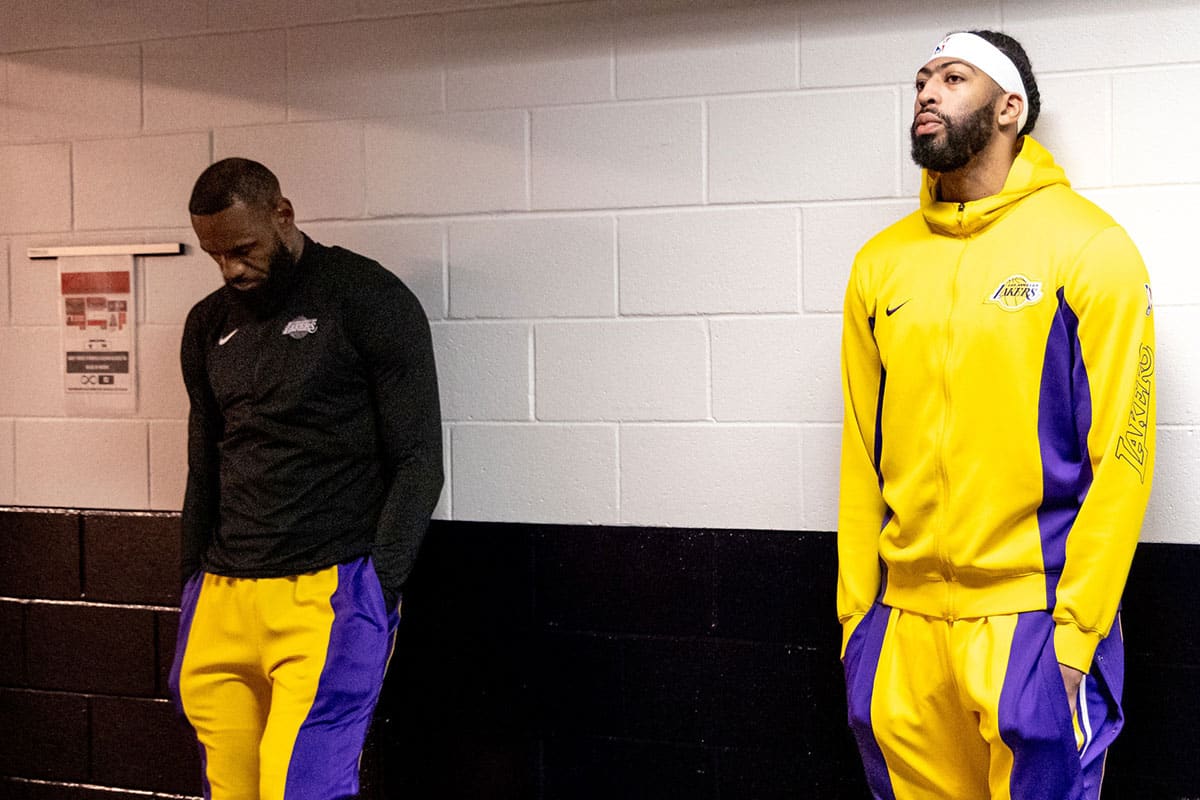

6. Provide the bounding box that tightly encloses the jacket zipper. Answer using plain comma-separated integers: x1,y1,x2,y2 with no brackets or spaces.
937,203,968,616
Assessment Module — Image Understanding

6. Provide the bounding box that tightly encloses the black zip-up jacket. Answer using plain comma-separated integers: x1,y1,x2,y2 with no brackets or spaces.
180,235,443,606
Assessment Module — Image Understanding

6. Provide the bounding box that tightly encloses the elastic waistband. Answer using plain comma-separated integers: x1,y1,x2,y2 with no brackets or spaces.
883,570,1051,620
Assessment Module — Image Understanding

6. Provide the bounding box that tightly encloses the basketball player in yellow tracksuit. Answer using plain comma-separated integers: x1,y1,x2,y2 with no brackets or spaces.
838,31,1154,800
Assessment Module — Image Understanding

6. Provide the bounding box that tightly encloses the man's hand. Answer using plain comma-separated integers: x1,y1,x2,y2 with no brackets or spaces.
1059,663,1085,718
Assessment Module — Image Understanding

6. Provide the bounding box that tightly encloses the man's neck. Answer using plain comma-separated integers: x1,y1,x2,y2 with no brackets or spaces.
938,136,1022,204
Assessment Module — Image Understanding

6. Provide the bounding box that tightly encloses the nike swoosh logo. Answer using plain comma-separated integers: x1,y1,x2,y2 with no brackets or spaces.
218,329,239,346
885,300,910,316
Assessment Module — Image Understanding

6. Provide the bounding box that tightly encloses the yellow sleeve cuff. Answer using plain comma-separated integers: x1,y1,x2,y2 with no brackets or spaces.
840,613,867,659
1053,621,1101,673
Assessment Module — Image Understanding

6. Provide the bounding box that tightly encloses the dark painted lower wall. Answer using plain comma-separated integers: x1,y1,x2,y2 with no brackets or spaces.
1,510,1197,799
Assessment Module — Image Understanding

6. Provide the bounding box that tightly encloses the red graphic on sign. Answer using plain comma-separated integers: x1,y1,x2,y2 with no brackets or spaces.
61,271,131,294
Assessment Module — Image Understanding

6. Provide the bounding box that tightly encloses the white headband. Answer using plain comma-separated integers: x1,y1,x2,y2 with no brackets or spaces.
925,32,1029,132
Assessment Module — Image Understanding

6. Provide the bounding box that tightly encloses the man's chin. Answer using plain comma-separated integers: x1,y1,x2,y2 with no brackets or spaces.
911,141,966,173
223,282,277,314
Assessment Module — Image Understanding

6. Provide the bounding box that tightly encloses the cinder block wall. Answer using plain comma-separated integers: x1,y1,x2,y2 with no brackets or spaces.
0,510,200,796
4,511,1198,799
2,2,1199,799
0,0,1194,540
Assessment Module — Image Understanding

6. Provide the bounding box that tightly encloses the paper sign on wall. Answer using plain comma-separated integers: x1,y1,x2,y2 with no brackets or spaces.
59,254,137,415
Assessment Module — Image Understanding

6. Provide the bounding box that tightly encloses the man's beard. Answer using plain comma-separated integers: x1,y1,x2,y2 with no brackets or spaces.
223,237,296,316
910,97,998,173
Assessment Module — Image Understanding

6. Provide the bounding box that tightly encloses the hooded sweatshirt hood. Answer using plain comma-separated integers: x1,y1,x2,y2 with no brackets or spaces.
920,137,1070,237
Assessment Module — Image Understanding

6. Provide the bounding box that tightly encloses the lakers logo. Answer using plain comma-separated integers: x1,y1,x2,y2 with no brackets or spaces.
282,316,318,339
988,275,1043,311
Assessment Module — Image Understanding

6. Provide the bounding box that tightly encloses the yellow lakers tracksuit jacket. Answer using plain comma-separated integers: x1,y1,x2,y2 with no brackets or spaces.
837,138,1155,800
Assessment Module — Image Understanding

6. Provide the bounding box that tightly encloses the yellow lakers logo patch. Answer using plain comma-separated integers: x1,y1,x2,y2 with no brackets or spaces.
988,274,1043,311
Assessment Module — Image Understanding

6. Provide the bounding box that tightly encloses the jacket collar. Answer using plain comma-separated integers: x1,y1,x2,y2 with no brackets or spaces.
920,137,1070,237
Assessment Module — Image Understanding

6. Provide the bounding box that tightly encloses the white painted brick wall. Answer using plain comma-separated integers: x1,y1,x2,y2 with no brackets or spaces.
208,0,289,31
288,17,444,121
0,419,13,504
149,419,187,510
0,0,1194,545
619,424,801,529
0,241,9,327
446,2,613,110
15,420,149,508
0,143,72,235
618,208,798,315
449,217,615,318
1113,66,1200,187
365,111,527,215
136,326,189,420
614,0,797,99
1142,427,1199,545
0,327,65,417
710,316,841,422
1150,308,1197,427
801,424,841,530
74,134,211,230
6,45,142,141
0,1,206,53
290,0,359,26
531,102,703,209
432,322,533,421
708,90,898,203
1004,0,1200,73
144,31,287,132
452,424,618,523
536,320,709,421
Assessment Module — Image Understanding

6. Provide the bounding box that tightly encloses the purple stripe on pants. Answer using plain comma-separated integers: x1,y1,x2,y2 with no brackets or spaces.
999,612,1080,800
1000,611,1124,800
1079,616,1125,798
284,557,399,800
844,604,897,800
168,572,212,800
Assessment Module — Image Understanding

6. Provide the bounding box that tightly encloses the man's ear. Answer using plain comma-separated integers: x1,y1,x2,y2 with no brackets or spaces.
998,92,1024,130
273,196,297,233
